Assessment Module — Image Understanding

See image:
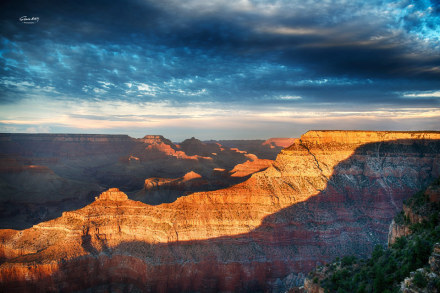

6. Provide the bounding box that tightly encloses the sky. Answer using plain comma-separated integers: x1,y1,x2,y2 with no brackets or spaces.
0,0,439,141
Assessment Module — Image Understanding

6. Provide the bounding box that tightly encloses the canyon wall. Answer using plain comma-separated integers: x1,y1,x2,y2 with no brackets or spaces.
0,133,136,158
1,131,440,292
210,139,284,160
0,133,278,229
388,177,440,245
0,134,138,230
262,137,297,148
301,176,440,293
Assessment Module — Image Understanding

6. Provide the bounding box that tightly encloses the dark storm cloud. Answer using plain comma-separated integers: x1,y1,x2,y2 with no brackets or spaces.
0,0,439,109
0,0,165,42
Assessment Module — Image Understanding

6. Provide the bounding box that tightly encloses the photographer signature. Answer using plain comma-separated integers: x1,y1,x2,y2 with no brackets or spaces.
19,16,39,24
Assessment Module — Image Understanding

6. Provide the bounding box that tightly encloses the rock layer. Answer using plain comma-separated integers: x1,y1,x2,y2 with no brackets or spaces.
229,157,273,177
1,131,440,292
388,177,440,245
263,137,297,148
0,133,270,229
134,171,208,204
0,133,136,158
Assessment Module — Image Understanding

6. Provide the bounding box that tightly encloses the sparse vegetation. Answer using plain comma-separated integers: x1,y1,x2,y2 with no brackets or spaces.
413,271,427,288
308,178,440,293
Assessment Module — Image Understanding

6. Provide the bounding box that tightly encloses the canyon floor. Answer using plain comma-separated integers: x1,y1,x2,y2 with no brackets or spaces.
0,131,439,292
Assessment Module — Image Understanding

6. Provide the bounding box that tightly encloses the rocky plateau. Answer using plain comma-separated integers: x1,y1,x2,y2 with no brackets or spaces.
1,130,440,292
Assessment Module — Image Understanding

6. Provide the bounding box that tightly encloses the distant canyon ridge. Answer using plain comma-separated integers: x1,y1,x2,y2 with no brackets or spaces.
0,133,292,229
0,131,440,292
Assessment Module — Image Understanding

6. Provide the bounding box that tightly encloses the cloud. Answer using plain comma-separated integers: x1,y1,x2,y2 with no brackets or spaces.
403,90,440,98
0,0,439,138
0,96,438,140
278,95,302,100
137,83,159,96
255,26,328,36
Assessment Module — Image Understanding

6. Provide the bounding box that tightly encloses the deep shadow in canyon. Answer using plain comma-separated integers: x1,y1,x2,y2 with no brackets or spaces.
0,134,279,229
3,138,439,292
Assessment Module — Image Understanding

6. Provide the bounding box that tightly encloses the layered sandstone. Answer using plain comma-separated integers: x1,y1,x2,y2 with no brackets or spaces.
1,131,440,292
388,177,440,245
229,157,273,177
95,188,129,201
209,139,284,160
134,171,209,204
0,134,257,229
180,137,222,156
132,135,212,161
263,137,297,148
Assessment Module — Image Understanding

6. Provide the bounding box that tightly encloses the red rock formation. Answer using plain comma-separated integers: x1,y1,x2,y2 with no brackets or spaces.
229,147,247,154
182,170,203,181
0,133,256,230
229,157,273,177
1,131,440,292
180,137,222,157
388,219,412,245
95,188,128,201
388,178,440,245
263,137,297,148
142,171,205,192
133,135,211,161
209,139,282,160
133,171,209,204
0,157,53,174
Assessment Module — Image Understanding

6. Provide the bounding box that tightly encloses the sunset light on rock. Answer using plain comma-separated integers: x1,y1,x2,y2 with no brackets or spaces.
1,1,440,292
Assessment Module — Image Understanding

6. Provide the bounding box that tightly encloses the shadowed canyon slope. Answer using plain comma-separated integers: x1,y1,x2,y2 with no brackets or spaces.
1,131,440,292
0,134,279,229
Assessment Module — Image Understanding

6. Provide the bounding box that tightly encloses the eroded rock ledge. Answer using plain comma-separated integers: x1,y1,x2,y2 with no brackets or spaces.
1,130,440,292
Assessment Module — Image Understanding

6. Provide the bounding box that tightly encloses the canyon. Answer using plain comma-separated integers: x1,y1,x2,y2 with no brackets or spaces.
0,133,279,229
303,176,440,292
0,130,440,292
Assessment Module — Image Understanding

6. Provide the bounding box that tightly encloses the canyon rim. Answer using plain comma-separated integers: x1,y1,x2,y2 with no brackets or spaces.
0,130,440,292
2,0,440,291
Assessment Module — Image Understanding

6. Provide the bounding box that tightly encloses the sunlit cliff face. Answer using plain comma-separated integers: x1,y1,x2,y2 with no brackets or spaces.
1,131,439,244
1,131,440,292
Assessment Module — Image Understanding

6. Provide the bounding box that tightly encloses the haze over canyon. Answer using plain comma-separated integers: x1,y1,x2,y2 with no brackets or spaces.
0,130,439,292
